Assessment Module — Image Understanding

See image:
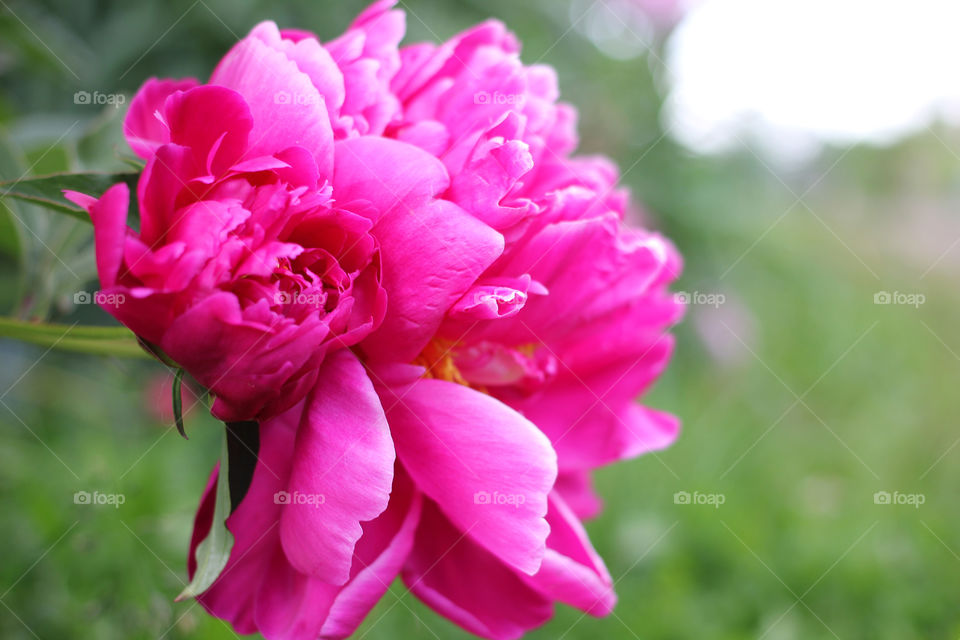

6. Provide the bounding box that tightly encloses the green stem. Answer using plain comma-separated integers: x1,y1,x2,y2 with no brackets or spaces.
0,317,150,359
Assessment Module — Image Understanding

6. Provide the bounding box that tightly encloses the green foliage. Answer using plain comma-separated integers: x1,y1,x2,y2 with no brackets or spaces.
0,171,138,222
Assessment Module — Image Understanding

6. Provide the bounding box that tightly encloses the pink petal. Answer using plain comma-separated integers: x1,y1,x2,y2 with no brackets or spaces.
248,22,346,117
279,349,395,585
253,554,338,640
511,307,681,470
491,214,674,344
392,120,450,156
212,33,334,176
446,275,546,323
403,501,553,640
65,183,128,288
523,492,616,616
124,77,199,158
320,466,423,639
331,136,449,223
159,292,329,422
138,143,194,247
164,85,254,176
359,199,503,363
379,376,556,575
553,471,603,520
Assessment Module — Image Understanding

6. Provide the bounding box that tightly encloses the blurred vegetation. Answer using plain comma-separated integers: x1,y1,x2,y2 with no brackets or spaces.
2,0,960,638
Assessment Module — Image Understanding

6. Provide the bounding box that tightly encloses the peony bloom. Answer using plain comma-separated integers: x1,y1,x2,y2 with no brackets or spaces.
73,1,682,639
66,3,502,422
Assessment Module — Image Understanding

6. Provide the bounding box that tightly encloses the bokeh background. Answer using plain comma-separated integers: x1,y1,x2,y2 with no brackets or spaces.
1,0,958,638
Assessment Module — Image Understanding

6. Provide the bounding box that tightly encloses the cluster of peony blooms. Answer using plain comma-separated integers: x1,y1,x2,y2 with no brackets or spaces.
67,2,683,638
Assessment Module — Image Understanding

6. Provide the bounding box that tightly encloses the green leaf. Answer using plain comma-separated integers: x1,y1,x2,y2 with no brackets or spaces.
172,369,187,440
0,317,149,359
0,171,138,221
177,429,235,602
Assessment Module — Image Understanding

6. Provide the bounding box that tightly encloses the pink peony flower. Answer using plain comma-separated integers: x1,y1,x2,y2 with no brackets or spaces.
67,6,503,422
72,2,683,639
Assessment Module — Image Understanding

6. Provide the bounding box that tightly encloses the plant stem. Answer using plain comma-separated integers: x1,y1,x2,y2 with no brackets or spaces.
0,317,149,359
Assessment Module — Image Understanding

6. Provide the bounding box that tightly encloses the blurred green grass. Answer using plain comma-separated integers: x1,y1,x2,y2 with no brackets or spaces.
2,0,960,638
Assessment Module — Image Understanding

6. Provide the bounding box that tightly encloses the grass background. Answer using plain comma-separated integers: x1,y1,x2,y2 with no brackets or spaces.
1,0,959,638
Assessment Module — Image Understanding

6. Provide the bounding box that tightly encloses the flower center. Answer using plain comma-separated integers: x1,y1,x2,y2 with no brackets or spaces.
412,339,468,386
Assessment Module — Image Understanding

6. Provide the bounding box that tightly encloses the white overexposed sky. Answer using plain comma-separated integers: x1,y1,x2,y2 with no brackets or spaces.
664,0,960,159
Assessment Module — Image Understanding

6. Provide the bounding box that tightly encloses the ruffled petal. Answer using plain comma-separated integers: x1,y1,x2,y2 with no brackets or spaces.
123,77,199,158
403,501,553,640
379,376,556,575
279,349,395,584
319,466,423,638
212,31,335,176
523,492,616,616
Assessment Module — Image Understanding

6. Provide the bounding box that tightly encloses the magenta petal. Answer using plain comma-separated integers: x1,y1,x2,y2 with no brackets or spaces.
248,22,346,117
124,77,199,158
360,199,504,363
514,325,679,471
524,492,616,616
332,136,450,222
253,553,337,640
212,32,334,175
279,350,395,585
403,501,553,640
380,377,556,575
554,471,603,520
319,467,423,639
492,214,674,344
159,293,329,422
164,85,253,176
447,275,546,323
138,143,194,246
66,183,128,288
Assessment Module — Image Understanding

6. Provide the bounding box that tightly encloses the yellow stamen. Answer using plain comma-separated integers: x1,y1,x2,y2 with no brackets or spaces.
412,339,468,386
